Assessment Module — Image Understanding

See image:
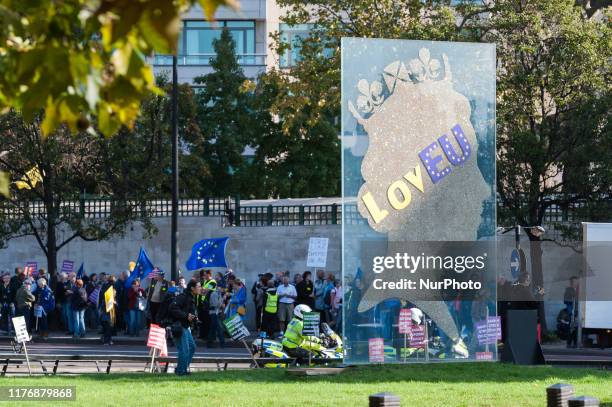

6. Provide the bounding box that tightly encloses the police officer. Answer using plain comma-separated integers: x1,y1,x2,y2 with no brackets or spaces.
281,304,323,361
261,280,278,338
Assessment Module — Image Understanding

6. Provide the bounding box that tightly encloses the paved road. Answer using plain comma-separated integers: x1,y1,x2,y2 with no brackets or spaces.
0,341,250,357
0,341,252,376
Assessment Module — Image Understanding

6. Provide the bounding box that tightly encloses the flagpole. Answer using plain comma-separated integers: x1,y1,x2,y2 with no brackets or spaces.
171,53,179,282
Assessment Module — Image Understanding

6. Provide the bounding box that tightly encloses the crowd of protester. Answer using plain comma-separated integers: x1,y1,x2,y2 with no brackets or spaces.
0,265,343,375
0,265,256,347
250,270,342,340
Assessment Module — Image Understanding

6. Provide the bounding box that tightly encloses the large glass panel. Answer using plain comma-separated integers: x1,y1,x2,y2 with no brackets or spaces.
342,38,497,364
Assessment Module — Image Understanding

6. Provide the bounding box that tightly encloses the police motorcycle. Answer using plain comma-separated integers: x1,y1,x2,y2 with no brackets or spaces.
400,308,470,360
251,316,344,367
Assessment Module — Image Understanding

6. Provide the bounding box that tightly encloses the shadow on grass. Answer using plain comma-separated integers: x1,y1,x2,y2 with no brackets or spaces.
38,362,612,386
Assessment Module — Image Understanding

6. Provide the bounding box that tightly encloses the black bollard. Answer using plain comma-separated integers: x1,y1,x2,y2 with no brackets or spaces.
568,396,600,407
369,392,400,407
546,383,575,407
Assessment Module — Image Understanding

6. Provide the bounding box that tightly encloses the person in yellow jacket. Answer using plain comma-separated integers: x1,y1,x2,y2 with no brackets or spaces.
281,304,324,360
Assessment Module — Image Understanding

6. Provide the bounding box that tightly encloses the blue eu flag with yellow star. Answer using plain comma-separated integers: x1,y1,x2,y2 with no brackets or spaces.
186,237,229,270
125,247,155,288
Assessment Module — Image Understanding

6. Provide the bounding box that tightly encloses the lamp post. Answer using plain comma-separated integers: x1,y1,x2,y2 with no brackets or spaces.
171,55,179,282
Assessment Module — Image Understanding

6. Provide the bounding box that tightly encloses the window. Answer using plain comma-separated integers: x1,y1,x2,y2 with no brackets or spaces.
156,20,257,66
279,24,312,68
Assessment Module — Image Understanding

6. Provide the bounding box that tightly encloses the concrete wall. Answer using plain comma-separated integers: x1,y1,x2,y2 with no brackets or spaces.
0,216,340,328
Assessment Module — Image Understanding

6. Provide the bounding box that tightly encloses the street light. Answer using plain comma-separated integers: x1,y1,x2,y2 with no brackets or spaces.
170,54,179,282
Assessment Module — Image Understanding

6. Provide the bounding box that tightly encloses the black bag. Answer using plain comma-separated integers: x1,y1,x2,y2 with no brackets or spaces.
156,294,175,327
170,321,183,338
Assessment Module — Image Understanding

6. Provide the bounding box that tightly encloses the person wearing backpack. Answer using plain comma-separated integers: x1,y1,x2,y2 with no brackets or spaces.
169,280,201,376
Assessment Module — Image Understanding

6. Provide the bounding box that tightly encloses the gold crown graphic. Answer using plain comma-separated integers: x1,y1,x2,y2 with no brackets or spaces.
348,47,452,124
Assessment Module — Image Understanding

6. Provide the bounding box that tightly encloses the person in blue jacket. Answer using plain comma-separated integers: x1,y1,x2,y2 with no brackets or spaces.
33,278,55,339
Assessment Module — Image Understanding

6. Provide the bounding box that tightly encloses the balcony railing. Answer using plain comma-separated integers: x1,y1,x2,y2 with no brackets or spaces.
151,53,267,67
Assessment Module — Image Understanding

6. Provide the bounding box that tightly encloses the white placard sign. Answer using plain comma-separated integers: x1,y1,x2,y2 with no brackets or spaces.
307,237,329,268
12,316,30,343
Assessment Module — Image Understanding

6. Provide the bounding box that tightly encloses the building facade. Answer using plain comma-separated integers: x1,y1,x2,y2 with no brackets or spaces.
150,0,286,84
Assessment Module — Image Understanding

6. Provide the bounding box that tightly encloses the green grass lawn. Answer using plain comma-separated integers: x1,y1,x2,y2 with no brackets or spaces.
1,363,611,406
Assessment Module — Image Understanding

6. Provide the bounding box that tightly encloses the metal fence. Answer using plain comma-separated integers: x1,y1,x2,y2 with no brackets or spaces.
1,197,611,228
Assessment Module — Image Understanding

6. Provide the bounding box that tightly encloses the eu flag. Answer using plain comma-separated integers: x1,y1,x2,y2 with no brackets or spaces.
76,263,85,280
125,247,155,288
185,237,229,271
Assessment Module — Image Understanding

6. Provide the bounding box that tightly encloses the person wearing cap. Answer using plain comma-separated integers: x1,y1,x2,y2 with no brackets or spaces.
261,280,279,338
147,268,168,325
15,279,35,333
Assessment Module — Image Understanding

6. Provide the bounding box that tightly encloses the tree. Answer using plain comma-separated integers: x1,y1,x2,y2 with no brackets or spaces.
491,0,611,330
257,0,489,198
0,72,205,279
0,0,238,196
0,112,157,280
192,28,256,197
125,75,206,197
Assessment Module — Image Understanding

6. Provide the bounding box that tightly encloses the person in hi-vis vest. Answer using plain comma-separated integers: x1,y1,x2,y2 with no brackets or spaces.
261,280,278,338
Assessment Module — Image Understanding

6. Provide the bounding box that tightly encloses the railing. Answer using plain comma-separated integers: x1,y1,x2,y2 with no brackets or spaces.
151,53,267,66
237,204,341,226
1,197,611,228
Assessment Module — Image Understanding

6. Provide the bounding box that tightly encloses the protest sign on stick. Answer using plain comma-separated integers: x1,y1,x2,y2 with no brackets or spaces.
146,324,168,373
12,316,32,375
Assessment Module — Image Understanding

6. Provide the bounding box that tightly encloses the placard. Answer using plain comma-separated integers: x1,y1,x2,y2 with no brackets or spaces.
306,237,329,268
476,352,493,361
24,261,37,276
147,324,168,356
223,314,250,341
368,338,385,363
409,325,426,348
475,316,502,345
302,312,320,337
12,316,30,343
104,286,115,313
398,308,412,334
61,260,75,274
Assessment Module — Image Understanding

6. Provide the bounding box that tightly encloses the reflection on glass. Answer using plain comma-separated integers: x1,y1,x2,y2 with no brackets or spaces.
342,38,497,364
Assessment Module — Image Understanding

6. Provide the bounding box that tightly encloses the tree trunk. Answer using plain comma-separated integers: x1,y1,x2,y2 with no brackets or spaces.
43,166,58,286
46,223,57,283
